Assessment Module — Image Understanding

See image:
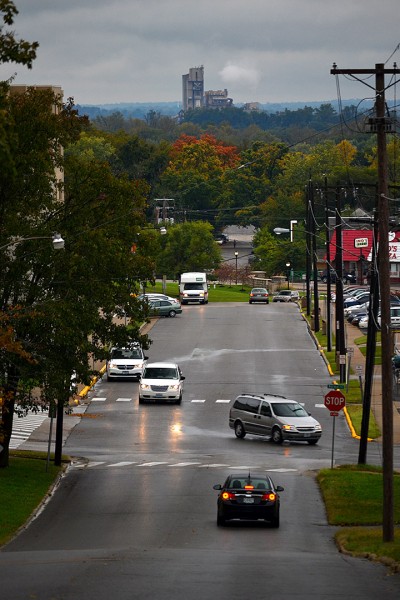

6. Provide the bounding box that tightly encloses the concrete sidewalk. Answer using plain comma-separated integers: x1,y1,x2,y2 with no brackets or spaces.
345,322,400,444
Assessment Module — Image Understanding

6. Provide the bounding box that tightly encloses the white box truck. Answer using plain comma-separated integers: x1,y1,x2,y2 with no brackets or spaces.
179,272,208,305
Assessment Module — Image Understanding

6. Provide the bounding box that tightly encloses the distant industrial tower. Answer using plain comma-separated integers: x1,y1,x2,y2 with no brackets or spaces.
182,66,204,111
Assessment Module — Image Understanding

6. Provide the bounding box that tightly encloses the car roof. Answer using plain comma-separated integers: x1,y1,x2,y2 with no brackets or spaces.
238,393,296,404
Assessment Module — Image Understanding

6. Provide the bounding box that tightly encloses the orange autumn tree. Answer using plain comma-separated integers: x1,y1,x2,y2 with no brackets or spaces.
160,134,240,227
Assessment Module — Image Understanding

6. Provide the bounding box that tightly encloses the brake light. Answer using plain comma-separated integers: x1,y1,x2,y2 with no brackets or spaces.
221,492,234,501
244,485,254,490
262,493,276,501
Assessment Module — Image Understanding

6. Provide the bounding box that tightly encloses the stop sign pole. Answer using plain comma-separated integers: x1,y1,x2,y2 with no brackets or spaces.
324,389,346,468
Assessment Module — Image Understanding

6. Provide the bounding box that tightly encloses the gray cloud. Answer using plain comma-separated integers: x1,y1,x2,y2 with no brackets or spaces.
1,1,399,105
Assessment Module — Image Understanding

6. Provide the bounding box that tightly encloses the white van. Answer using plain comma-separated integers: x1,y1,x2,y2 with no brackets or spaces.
179,272,208,305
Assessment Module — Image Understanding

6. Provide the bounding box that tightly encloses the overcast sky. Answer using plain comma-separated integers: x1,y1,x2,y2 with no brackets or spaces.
1,1,399,107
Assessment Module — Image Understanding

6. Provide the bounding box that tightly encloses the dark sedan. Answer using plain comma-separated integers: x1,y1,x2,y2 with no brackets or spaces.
213,472,284,527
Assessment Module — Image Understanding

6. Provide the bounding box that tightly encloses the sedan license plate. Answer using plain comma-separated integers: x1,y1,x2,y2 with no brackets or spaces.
122,371,129,375
155,393,163,398
243,497,254,504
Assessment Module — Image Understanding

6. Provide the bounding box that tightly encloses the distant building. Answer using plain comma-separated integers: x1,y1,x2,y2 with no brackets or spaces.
204,89,233,108
243,102,261,112
182,66,204,111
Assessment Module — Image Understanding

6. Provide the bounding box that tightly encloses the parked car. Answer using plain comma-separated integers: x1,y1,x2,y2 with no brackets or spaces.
321,269,356,284
106,344,147,381
215,233,229,245
229,393,322,444
213,472,284,527
343,294,370,309
138,293,177,303
138,362,185,404
249,287,269,304
273,290,300,302
343,287,368,299
148,299,182,318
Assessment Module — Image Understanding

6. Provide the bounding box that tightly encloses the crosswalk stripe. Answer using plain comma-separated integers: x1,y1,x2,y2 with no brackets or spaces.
191,399,206,403
216,399,231,403
107,461,136,467
116,398,131,402
198,463,230,468
168,462,202,467
92,397,107,401
138,461,169,467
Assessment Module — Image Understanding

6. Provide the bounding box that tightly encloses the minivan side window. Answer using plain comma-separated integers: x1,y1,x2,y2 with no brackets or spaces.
260,402,272,417
233,396,248,411
245,398,261,414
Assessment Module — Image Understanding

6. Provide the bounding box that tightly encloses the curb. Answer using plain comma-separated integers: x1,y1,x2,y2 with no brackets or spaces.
300,308,362,440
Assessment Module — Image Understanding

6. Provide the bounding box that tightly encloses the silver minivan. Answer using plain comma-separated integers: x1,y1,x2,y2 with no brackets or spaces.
229,393,322,445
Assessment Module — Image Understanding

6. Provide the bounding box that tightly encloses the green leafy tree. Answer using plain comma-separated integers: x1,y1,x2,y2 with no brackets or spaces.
218,141,288,228
157,221,221,278
0,88,156,467
252,226,305,278
0,1,38,68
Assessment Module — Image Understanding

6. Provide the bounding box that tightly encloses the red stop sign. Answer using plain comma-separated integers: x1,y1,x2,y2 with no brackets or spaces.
324,390,346,412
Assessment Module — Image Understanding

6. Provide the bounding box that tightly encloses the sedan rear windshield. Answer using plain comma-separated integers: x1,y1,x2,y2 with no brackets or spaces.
272,402,308,417
229,478,272,490
143,368,178,379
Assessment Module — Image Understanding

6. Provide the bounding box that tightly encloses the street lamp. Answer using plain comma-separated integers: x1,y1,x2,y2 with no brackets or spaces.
286,262,291,289
0,233,65,252
235,251,239,284
273,220,297,242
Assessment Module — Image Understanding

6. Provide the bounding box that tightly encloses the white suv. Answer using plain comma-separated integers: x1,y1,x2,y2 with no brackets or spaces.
106,344,147,381
139,362,185,404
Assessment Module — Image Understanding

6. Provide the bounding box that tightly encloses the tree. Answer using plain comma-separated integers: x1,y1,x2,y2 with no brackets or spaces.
157,221,221,278
0,1,38,68
0,88,156,467
217,141,288,228
159,134,240,226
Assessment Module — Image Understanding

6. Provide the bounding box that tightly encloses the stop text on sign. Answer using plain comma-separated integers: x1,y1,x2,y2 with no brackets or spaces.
324,390,346,412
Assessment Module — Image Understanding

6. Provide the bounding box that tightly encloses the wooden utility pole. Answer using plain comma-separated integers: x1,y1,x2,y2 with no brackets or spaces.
334,187,346,384
331,63,400,542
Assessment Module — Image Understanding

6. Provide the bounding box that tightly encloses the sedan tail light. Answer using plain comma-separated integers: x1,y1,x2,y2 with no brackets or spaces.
261,492,276,501
221,492,235,501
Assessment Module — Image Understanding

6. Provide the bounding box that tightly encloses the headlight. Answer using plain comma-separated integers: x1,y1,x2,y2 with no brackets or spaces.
314,424,322,431
282,424,296,431
169,384,180,391
140,383,151,390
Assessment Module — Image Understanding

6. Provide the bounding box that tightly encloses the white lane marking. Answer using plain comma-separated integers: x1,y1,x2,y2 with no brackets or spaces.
92,397,107,401
216,399,231,403
107,461,137,467
198,463,230,468
138,462,169,467
191,399,206,403
168,462,202,467
315,403,326,408
116,398,132,402
86,462,106,468
265,468,298,472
